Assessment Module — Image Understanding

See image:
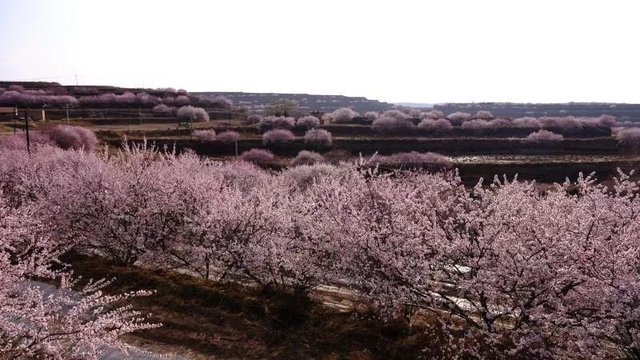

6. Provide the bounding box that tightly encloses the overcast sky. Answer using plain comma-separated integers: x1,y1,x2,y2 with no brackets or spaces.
1,0,638,103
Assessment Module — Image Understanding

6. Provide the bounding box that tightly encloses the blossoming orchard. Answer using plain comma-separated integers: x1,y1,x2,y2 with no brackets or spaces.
0,136,638,358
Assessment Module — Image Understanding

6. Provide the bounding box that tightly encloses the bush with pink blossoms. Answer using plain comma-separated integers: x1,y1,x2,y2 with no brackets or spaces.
374,151,453,171
152,103,175,114
0,131,54,150
304,128,332,147
371,115,415,133
474,110,494,120
487,117,512,128
291,150,326,166
280,163,339,191
239,148,276,165
522,129,564,143
44,125,99,152
216,130,240,143
193,129,217,142
330,107,359,123
381,109,410,121
363,111,379,122
420,110,445,120
257,116,295,131
210,95,233,109
446,111,471,125
597,114,617,127
513,117,543,128
263,129,296,145
461,119,490,132
295,115,320,129
177,105,209,122
616,127,640,153
408,109,422,118
417,118,452,133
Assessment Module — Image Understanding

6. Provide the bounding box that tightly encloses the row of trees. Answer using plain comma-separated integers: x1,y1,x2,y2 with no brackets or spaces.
0,85,233,110
261,128,332,147
0,143,638,358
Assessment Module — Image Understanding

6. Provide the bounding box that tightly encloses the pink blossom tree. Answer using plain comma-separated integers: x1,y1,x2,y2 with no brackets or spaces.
291,150,325,166
0,195,159,359
177,105,209,122
418,118,453,133
447,111,471,125
263,129,296,145
216,130,241,143
330,107,359,123
303,128,332,147
152,103,175,114
522,129,564,143
295,115,320,129
193,129,217,141
44,125,99,152
257,116,295,131
239,148,276,165
372,116,415,133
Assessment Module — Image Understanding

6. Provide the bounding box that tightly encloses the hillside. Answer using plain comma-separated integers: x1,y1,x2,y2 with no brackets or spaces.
191,91,396,114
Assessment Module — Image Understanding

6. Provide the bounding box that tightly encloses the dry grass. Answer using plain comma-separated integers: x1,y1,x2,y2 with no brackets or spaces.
63,254,444,360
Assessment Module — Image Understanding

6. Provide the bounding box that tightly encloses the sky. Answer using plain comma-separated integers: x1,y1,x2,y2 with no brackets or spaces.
1,0,639,104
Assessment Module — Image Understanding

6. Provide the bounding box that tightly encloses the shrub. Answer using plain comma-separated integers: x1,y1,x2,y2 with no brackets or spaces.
418,118,452,132
296,115,320,129
381,110,410,121
487,118,512,128
304,129,332,147
330,107,359,123
616,127,640,153
420,110,445,119
177,105,209,122
522,130,564,143
239,148,275,165
540,116,582,131
45,125,98,152
461,119,490,131
375,151,453,171
513,117,543,128
0,132,54,150
474,110,494,120
210,95,233,109
216,130,240,143
291,150,325,166
363,111,379,122
616,127,640,142
447,111,471,125
372,116,415,133
257,116,295,132
263,129,296,145
408,109,422,118
193,129,217,142
597,114,617,127
152,104,175,114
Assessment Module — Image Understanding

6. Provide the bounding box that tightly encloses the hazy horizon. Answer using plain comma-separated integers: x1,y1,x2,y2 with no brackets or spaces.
1,0,639,104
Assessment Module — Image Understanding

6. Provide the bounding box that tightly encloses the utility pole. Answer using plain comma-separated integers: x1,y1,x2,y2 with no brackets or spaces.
75,74,79,86
235,138,239,159
24,108,30,154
